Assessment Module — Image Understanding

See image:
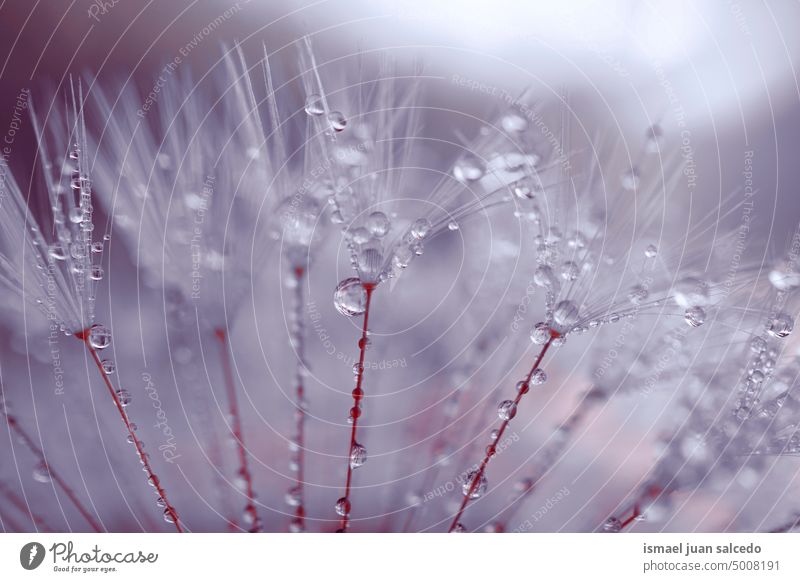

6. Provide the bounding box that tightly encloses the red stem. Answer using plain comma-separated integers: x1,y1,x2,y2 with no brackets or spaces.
5,413,102,532
448,331,558,532
75,331,183,532
0,482,53,532
214,328,260,532
339,282,375,532
292,265,306,531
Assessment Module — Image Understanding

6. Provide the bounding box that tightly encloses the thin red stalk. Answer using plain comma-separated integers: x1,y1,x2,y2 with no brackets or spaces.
339,282,375,532
496,394,596,531
5,413,101,532
75,331,183,532
448,331,558,533
214,328,260,532
291,266,306,531
614,484,664,532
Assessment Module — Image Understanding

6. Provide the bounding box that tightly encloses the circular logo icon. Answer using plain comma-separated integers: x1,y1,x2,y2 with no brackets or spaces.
20,542,46,570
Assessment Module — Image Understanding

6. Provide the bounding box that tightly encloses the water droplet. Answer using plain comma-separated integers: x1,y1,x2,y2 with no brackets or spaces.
115,390,132,407
335,497,351,516
672,277,709,309
350,226,371,245
530,322,550,345
289,518,305,533
498,400,517,421
32,462,51,483
490,429,500,440
516,381,529,395
48,243,67,261
554,300,579,327
101,359,116,374
410,218,432,239
163,508,175,524
333,278,367,317
769,260,800,291
530,368,547,385
453,155,485,182
366,211,390,238
750,336,767,353
156,496,166,508
768,313,794,338
88,324,112,349
350,442,367,468
644,244,658,258
285,487,302,507
451,523,466,533
392,245,414,270
645,124,664,152
560,261,579,281
684,306,706,328
462,470,487,499
328,111,347,132
304,94,324,116
501,113,528,133
625,284,648,305
603,516,622,532
622,168,640,190
68,207,84,224
89,265,104,281
91,242,104,253
533,266,558,289
448,221,459,231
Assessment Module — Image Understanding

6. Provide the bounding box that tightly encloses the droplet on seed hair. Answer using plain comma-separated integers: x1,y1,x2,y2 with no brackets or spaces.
750,336,767,353
89,265,104,281
410,218,432,239
304,94,324,116
451,523,466,533
452,155,485,182
448,221,459,231
768,313,794,338
88,324,112,349
163,508,176,524
603,517,622,532
534,265,558,289
327,111,347,132
554,300,579,327
645,244,658,258
48,243,67,260
628,284,649,304
684,306,706,327
768,260,800,291
366,211,390,238
333,278,367,317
